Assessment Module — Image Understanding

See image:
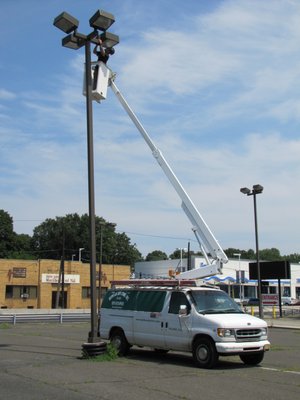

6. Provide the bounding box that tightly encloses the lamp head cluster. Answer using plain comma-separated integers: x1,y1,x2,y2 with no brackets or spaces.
53,9,119,51
240,184,264,196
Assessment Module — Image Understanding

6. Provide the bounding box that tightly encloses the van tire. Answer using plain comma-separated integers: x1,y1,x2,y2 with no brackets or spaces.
193,337,219,369
110,329,130,356
239,352,264,365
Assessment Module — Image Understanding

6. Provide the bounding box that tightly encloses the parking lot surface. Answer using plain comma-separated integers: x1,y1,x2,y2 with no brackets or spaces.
0,322,299,400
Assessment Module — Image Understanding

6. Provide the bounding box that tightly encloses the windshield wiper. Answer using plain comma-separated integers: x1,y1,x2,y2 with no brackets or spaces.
198,309,219,314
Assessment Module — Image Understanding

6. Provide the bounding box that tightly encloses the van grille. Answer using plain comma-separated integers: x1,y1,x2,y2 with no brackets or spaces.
236,329,261,342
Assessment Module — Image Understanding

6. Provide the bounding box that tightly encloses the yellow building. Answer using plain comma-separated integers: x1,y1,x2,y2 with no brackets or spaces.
0,259,130,309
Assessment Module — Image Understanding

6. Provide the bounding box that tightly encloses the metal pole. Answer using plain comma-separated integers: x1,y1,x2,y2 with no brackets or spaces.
253,193,264,319
85,40,98,343
98,224,103,313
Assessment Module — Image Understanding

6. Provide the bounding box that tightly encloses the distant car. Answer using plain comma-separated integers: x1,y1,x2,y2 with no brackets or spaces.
247,298,260,306
281,297,299,305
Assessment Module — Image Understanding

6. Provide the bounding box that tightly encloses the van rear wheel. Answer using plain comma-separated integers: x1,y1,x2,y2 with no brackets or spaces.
193,337,219,369
110,329,130,356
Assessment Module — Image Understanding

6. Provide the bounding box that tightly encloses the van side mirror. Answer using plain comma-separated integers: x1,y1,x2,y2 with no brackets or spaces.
179,305,188,316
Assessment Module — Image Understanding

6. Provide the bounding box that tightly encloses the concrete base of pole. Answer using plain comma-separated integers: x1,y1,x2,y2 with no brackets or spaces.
81,341,107,358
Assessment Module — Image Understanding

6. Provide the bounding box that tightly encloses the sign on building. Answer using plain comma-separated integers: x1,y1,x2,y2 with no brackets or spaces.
41,274,80,284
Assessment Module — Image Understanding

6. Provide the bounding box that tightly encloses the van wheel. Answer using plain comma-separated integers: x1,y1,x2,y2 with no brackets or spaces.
110,330,130,356
240,352,264,365
193,338,219,369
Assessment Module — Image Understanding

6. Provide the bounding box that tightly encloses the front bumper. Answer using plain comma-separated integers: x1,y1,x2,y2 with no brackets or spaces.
216,340,270,355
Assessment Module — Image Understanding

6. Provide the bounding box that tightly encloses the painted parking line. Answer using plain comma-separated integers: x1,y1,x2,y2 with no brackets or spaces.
262,367,300,375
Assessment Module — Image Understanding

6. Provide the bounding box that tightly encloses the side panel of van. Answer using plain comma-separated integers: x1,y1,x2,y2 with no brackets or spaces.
133,290,167,347
163,291,192,351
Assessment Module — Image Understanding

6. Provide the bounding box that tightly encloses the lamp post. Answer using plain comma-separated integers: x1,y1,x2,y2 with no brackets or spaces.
177,248,187,272
233,253,242,304
79,247,85,262
53,10,119,353
98,222,116,314
240,184,264,318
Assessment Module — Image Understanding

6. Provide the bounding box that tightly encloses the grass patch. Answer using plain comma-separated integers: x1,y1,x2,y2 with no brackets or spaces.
82,343,119,362
0,323,11,329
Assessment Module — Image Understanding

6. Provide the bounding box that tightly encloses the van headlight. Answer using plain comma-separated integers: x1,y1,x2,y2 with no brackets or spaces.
217,328,235,338
261,328,268,338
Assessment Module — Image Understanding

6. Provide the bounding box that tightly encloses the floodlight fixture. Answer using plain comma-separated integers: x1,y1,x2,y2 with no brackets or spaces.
99,31,120,48
240,187,251,195
62,33,86,50
253,184,264,194
89,9,115,31
53,11,79,34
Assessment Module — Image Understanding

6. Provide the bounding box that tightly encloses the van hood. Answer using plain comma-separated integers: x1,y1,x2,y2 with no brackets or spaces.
202,312,267,328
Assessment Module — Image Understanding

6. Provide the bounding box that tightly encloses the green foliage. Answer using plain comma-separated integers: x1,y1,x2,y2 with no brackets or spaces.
31,213,142,266
169,249,188,259
0,323,11,329
83,343,119,361
1,209,300,265
0,210,15,258
146,250,168,261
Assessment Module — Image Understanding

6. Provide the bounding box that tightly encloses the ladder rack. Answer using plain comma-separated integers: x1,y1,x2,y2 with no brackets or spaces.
110,279,199,288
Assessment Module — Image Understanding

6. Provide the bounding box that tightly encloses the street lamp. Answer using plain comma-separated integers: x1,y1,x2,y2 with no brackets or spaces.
79,248,85,262
240,184,264,318
233,253,242,303
53,9,119,355
98,222,116,314
177,248,187,272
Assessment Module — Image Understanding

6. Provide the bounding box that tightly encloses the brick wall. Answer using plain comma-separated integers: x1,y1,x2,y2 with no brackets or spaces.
0,259,131,309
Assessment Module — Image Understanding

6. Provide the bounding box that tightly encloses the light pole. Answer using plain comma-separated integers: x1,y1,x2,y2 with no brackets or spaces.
53,10,119,353
240,184,264,319
79,247,85,262
98,222,116,314
177,248,187,272
233,253,242,303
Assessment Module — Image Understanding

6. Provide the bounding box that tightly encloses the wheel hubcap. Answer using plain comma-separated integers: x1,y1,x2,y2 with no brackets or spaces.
198,346,208,361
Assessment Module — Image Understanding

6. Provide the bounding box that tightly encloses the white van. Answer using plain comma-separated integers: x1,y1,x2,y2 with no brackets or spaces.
100,280,270,369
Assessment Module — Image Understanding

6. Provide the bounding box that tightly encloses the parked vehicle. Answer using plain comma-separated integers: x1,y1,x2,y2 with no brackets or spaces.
281,297,299,305
247,298,260,306
100,280,270,369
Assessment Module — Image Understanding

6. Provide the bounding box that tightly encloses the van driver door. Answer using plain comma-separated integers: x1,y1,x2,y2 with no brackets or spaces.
164,291,192,351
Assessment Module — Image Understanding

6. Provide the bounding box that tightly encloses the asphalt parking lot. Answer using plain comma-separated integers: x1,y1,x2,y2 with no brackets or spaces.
0,322,299,400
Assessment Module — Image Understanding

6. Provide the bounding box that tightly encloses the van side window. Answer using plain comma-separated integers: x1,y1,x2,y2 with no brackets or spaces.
169,292,190,314
101,290,138,310
136,291,167,312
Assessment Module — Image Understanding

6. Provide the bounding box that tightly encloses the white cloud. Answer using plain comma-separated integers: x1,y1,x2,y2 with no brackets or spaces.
1,0,300,258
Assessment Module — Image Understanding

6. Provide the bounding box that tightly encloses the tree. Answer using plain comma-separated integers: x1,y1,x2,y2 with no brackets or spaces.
259,248,282,261
10,234,34,259
0,210,16,258
146,250,168,261
169,249,189,260
31,213,142,266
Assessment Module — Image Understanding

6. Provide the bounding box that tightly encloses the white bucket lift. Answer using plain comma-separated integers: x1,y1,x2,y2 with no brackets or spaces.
83,61,110,102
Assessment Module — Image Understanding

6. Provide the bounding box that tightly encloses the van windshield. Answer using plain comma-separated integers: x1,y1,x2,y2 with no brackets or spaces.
190,290,243,314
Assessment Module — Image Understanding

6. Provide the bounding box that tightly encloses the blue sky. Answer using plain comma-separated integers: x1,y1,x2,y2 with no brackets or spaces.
1,0,300,257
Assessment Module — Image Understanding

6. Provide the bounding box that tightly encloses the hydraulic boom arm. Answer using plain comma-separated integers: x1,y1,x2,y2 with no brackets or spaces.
108,76,228,279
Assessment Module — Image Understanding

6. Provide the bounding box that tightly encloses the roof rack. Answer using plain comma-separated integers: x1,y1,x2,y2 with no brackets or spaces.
110,279,199,288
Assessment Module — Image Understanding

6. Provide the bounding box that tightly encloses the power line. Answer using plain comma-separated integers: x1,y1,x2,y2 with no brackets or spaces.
118,229,197,243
